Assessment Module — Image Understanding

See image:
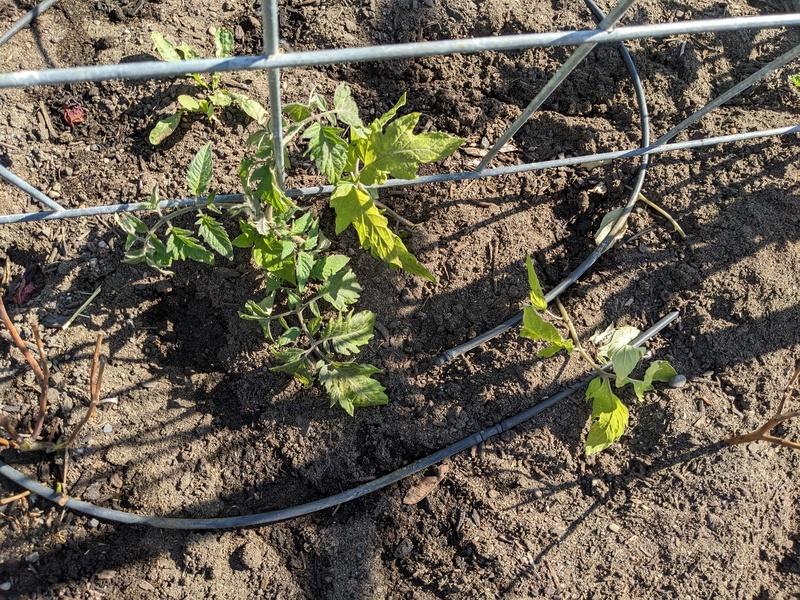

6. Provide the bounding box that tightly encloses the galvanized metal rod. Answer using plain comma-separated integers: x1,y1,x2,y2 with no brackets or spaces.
0,164,64,212
262,0,285,188
3,15,800,88
0,0,60,47
475,0,636,171
652,40,800,147
2,124,797,225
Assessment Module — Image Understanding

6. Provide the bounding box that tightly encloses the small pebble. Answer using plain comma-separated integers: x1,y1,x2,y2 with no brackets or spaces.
89,518,100,528
0,582,10,591
669,374,687,388
488,489,500,499
608,523,621,533
26,551,40,564
102,423,113,434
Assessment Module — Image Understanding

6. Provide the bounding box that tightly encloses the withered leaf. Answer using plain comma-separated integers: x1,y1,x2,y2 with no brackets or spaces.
402,464,449,505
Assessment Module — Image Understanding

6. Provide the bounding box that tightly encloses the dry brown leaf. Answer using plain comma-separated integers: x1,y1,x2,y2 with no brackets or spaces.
403,464,449,505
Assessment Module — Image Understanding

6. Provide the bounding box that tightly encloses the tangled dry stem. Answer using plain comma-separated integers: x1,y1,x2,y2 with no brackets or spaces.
725,359,800,451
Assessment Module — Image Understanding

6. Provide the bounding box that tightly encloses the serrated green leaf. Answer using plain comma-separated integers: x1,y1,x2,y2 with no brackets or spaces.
276,326,301,347
229,91,268,124
358,112,465,186
149,111,183,145
290,212,315,236
318,362,388,416
596,326,641,363
611,345,646,387
283,103,312,121
115,213,148,235
208,89,233,107
521,306,573,358
333,83,363,131
526,255,547,310
152,31,181,62
187,142,213,196
196,214,233,260
304,123,348,183
214,27,234,57
310,254,350,280
250,163,292,213
166,227,214,264
319,268,362,310
175,43,200,61
296,251,314,291
595,207,628,247
320,310,375,356
177,95,200,111
251,235,296,284
375,93,406,127
270,348,313,386
585,378,629,455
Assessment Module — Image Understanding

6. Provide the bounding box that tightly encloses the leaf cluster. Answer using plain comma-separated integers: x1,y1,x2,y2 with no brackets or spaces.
119,85,463,415
149,29,267,145
519,257,676,455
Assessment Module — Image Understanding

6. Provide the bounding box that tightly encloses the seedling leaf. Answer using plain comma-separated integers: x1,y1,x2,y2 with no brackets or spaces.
526,255,548,310
333,83,363,130
214,27,234,58
319,268,362,310
318,362,388,416
320,310,375,356
196,214,233,260
310,254,350,280
596,326,641,363
177,95,201,111
585,378,629,455
187,142,213,196
152,32,181,62
521,306,573,358
595,207,628,247
304,123,348,183
149,112,183,146
229,91,268,124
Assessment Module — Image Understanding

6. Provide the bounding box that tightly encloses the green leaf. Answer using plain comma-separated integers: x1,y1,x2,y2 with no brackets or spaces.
320,310,375,356
270,348,312,387
152,32,181,62
283,103,312,121
585,378,629,455
177,95,201,111
207,89,233,107
611,345,646,387
526,255,547,310
175,43,200,61
521,306,573,358
149,111,183,145
596,326,641,363
196,214,233,260
319,268,362,310
252,235,296,283
290,212,315,236
310,254,350,280
276,327,301,347
358,112,465,185
791,74,800,88
229,91,268,124
644,360,678,385
318,362,388,416
296,251,314,291
187,142,213,196
214,27,234,57
376,93,406,128
595,207,628,247
304,123,348,183
166,227,214,264
333,83,363,130
115,213,148,235
393,240,436,282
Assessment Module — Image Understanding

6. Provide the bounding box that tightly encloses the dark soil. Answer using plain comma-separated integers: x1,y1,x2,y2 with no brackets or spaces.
1,0,800,598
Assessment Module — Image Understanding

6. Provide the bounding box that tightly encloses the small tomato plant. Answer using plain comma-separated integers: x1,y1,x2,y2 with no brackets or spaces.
521,257,677,455
118,84,464,415
149,28,267,145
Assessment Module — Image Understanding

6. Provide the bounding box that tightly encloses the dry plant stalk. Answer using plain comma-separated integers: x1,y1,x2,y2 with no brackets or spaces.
0,295,49,448
725,359,800,451
63,333,105,448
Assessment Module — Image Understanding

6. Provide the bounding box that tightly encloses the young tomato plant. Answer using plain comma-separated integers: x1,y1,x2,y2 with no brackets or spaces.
118,84,464,415
521,257,676,455
149,28,267,145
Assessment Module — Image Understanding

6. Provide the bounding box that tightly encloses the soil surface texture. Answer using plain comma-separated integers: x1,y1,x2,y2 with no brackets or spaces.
1,0,800,598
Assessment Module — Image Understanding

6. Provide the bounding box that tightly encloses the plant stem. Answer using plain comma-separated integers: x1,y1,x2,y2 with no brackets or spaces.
637,192,686,239
554,298,608,379
373,199,417,229
63,334,105,449
297,310,325,361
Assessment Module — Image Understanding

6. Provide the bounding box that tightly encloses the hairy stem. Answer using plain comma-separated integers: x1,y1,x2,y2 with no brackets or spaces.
554,299,608,379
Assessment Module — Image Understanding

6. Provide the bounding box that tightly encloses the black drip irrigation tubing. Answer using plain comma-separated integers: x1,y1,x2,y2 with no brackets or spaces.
0,311,679,529
437,0,652,366
0,1,664,530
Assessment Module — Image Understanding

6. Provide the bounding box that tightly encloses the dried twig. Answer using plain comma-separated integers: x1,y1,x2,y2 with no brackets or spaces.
64,334,105,448
725,360,800,450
